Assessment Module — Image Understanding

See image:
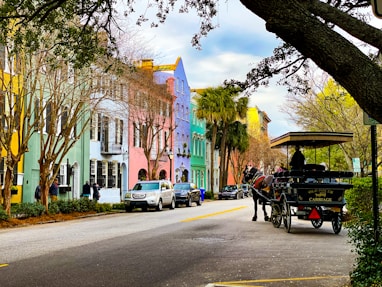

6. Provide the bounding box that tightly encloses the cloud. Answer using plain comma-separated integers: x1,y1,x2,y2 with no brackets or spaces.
117,0,297,137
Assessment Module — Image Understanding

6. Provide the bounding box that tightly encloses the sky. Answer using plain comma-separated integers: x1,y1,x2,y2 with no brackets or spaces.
116,0,301,137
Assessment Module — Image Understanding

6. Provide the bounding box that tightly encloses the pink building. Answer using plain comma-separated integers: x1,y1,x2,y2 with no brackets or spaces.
127,60,175,189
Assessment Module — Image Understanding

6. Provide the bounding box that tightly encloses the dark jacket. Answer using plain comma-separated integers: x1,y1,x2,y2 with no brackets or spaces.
290,150,305,170
83,183,91,196
49,182,58,196
34,186,41,200
92,184,100,200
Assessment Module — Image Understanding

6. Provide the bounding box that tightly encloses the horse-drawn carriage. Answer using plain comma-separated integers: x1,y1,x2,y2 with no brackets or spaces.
251,131,354,234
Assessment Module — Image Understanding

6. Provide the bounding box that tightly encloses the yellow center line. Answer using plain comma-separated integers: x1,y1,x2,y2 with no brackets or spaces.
215,275,349,285
181,206,247,222
0,264,9,268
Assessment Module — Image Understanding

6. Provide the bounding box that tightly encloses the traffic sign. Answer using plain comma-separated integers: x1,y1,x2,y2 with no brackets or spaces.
308,207,321,220
371,0,382,18
352,158,361,173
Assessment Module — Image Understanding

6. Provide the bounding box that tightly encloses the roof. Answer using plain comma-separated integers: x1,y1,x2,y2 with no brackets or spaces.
270,131,353,148
153,57,182,72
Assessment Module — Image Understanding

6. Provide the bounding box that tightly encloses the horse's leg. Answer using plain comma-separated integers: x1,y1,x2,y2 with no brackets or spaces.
252,191,258,221
263,202,269,221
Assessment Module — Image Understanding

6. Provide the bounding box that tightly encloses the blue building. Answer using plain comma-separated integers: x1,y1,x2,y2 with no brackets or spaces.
154,57,191,182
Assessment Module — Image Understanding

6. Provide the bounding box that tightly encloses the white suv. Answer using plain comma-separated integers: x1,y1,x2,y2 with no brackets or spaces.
124,180,176,212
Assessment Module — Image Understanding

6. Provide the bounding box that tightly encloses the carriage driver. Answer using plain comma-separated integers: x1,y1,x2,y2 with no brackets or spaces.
290,145,305,170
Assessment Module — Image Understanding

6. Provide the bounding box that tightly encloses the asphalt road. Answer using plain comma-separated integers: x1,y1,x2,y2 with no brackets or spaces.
0,197,354,287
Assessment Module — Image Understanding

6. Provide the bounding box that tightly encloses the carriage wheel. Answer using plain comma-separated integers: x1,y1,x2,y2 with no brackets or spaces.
311,206,323,229
282,198,291,233
332,212,342,234
271,202,282,228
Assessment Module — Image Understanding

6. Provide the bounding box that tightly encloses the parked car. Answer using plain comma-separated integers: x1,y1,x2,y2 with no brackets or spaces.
173,182,202,207
218,185,244,200
124,180,176,212
240,184,251,197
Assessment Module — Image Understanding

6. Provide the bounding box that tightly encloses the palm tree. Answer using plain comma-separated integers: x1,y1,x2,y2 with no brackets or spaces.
195,87,224,193
219,95,248,188
196,86,247,192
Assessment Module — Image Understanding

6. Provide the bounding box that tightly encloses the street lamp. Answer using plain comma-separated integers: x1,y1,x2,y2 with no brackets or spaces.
168,150,173,182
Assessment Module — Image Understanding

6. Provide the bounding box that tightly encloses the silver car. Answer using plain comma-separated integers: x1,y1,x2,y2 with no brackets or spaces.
124,180,176,212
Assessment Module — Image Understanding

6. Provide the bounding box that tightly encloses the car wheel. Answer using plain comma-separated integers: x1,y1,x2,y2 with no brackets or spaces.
197,196,202,206
186,196,192,207
125,206,132,212
170,198,176,210
156,199,163,211
142,206,148,212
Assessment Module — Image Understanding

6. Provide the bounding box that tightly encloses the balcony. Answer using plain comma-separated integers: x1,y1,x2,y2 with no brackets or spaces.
101,143,122,155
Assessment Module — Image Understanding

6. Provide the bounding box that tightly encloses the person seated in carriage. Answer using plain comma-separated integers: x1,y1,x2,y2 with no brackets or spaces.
276,162,287,172
290,145,305,170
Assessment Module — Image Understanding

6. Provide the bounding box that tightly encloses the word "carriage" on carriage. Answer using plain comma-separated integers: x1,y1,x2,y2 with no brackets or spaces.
252,131,354,234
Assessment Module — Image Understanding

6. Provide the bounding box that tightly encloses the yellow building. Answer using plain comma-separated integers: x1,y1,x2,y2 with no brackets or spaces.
246,106,271,138
0,44,24,204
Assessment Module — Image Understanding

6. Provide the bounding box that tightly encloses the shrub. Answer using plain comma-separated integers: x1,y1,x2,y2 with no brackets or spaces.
11,202,45,218
345,177,382,215
78,197,95,212
204,191,214,200
94,203,112,213
48,201,60,214
112,203,125,210
56,200,74,214
0,206,9,221
346,212,382,286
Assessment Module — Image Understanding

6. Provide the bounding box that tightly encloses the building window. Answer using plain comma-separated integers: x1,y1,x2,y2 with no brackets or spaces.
90,159,96,184
97,160,105,187
108,161,115,187
59,163,68,186
115,119,123,145
45,101,52,133
61,106,68,134
133,122,140,147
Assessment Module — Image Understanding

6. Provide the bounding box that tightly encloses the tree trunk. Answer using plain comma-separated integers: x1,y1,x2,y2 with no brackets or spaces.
210,123,218,193
225,146,231,185
240,0,382,124
219,123,229,190
2,167,13,215
39,160,53,212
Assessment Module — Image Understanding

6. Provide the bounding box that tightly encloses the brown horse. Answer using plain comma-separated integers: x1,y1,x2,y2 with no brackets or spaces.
251,174,274,221
242,169,272,222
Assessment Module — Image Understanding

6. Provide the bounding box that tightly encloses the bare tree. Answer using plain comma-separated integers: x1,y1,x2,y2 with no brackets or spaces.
2,1,382,126
0,45,31,214
127,67,176,180
31,49,104,211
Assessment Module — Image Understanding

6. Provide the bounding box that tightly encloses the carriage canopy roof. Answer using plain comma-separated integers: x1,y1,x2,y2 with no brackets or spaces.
270,131,353,149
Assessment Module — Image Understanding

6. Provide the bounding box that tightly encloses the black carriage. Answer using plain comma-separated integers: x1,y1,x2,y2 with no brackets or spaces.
260,131,354,234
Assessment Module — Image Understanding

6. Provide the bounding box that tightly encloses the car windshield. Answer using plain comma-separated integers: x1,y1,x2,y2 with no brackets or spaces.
133,182,159,191
174,183,190,190
224,186,235,191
